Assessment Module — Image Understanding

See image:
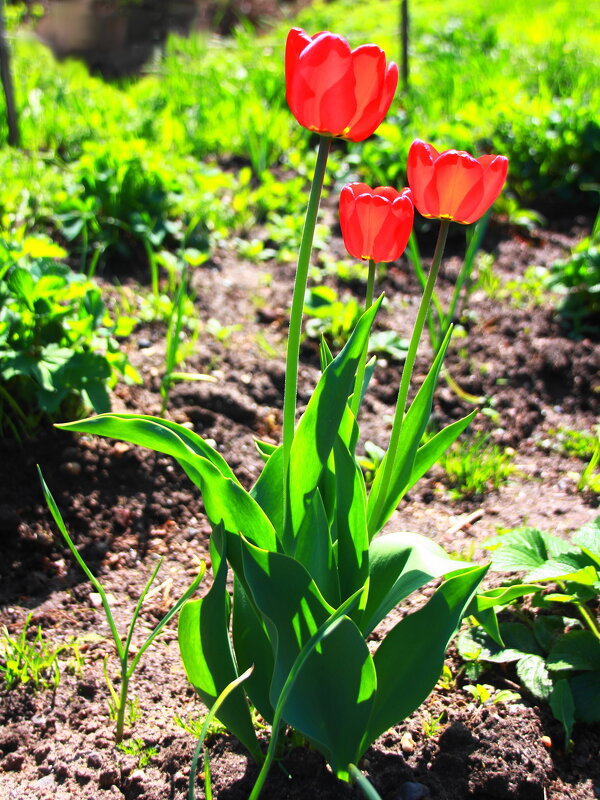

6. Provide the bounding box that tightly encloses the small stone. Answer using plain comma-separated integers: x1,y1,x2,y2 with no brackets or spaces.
541,735,552,748
398,781,430,800
401,731,415,754
89,592,118,609
36,774,56,788
60,461,82,477
113,442,131,455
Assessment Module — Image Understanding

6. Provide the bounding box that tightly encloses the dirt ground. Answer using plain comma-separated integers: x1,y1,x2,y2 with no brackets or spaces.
1,200,599,799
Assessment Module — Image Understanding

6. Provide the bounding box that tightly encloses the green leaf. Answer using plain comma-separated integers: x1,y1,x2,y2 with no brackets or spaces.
516,654,553,700
485,528,572,574
361,531,475,637
57,414,277,555
178,539,260,761
7,267,36,310
533,615,568,653
239,538,333,708
501,622,543,656
231,578,275,724
57,413,238,483
332,436,369,603
570,672,600,723
294,489,339,607
527,557,598,584
362,565,487,749
250,445,283,533
470,583,542,612
282,616,376,781
547,630,600,671
286,296,383,550
550,679,575,747
572,517,600,564
366,325,453,537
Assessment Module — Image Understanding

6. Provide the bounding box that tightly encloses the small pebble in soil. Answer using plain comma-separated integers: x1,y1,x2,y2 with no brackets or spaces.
401,731,416,754
396,781,430,800
87,751,103,769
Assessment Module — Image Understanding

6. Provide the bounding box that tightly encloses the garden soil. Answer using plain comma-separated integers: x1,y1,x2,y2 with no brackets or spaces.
0,204,599,800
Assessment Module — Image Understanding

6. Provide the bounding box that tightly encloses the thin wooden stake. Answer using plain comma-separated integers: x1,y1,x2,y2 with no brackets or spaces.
0,0,20,147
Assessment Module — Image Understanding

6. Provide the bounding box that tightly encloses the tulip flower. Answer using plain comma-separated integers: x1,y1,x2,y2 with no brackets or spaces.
407,139,508,225
285,28,398,142
339,183,414,262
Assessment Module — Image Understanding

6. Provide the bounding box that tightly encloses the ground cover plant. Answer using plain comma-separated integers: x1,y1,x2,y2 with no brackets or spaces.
0,1,599,799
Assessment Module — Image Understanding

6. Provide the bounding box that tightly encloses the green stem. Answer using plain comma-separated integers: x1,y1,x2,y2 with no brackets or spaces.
350,258,377,419
281,135,332,511
348,763,383,799
370,220,450,528
115,667,130,743
575,601,600,643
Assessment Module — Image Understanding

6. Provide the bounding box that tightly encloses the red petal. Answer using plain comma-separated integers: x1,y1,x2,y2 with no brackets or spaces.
285,28,312,120
346,60,398,142
429,150,483,222
461,155,508,223
291,33,355,135
407,140,438,217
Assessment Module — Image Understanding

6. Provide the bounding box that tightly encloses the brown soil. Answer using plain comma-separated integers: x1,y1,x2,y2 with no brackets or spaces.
1,202,599,800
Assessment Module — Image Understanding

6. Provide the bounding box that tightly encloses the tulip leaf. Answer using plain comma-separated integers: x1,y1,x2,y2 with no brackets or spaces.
281,615,376,781
231,577,275,724
239,537,334,708
294,488,340,607
408,410,477,490
363,564,487,749
58,412,277,556
178,537,260,761
250,444,284,535
286,296,383,551
332,435,369,603
57,413,238,483
367,325,453,537
361,531,474,636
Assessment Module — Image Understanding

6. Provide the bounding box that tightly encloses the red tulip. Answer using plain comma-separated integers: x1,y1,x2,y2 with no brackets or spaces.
339,183,414,263
285,28,398,143
407,139,508,224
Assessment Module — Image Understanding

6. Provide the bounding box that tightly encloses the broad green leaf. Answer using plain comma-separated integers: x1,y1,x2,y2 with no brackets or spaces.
239,537,334,707
7,267,35,310
57,413,238,483
485,528,572,574
501,622,543,656
57,414,277,554
286,296,383,550
178,543,260,761
294,489,339,607
572,517,600,563
363,565,487,748
516,654,553,700
231,577,275,724
547,630,600,671
570,672,600,723
282,616,376,780
550,679,575,746
533,615,569,653
361,531,474,636
250,445,284,534
332,436,369,603
527,557,598,584
366,325,453,537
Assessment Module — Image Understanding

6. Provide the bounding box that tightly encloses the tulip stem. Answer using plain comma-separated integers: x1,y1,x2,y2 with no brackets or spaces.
350,258,377,419
369,219,450,532
282,135,332,515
